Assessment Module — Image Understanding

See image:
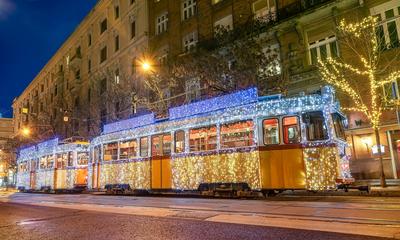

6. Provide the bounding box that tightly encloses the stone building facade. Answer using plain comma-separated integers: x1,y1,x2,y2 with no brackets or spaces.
0,117,15,186
12,0,149,140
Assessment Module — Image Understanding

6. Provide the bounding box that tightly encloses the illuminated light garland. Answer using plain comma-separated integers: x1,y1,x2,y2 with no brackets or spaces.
172,151,261,190
99,160,151,189
303,147,338,190
103,113,155,134
16,138,90,190
91,86,350,191
169,88,258,120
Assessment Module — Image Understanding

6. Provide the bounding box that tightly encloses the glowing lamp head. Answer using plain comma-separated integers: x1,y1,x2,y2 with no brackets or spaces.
141,61,151,71
21,127,31,137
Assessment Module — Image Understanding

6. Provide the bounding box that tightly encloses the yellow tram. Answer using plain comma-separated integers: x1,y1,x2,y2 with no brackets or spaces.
89,86,353,194
16,138,89,192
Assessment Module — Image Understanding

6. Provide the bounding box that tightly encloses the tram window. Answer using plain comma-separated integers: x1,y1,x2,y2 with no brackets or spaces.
47,155,55,169
104,142,118,161
175,130,185,153
302,111,328,141
67,153,73,166
189,125,217,152
221,120,254,149
282,116,301,144
56,154,67,169
19,162,28,172
77,152,89,165
332,113,346,140
163,134,171,155
140,137,149,157
40,156,47,169
152,135,162,156
120,140,137,159
263,119,280,145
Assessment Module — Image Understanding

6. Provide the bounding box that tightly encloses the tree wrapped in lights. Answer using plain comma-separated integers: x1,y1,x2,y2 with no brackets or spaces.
317,16,400,187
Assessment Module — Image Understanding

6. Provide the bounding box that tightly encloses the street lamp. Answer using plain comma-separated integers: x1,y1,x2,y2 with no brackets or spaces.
142,61,151,72
21,127,31,137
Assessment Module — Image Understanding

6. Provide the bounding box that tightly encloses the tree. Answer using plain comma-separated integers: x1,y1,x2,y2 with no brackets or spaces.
141,16,283,117
86,66,139,136
317,16,400,187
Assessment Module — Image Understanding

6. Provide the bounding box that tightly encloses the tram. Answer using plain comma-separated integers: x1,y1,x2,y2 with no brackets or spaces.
16,138,89,193
88,86,353,195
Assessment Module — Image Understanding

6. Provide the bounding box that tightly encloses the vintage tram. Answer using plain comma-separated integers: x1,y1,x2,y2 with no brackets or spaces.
16,138,89,192
88,86,353,195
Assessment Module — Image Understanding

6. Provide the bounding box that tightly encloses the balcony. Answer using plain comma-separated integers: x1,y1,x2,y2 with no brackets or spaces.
277,0,335,21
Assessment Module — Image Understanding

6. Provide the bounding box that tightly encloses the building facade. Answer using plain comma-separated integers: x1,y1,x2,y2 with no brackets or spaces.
12,0,400,180
12,0,149,140
0,117,15,187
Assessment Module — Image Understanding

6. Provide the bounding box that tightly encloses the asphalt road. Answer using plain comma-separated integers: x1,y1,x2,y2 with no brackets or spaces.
0,202,392,240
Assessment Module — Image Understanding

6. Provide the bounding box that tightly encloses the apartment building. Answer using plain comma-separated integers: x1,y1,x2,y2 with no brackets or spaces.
0,117,15,186
12,0,149,140
146,0,400,180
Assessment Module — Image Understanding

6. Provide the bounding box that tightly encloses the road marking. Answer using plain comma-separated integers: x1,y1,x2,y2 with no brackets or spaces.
206,214,400,239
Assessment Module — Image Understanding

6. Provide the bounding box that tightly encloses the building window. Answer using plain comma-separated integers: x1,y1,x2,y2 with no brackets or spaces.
302,111,329,141
75,70,80,80
183,31,198,52
214,14,233,33
383,79,400,103
131,21,136,39
182,0,197,21
189,125,217,152
262,43,281,76
282,116,301,144
100,46,107,63
185,77,200,102
156,12,168,35
140,137,149,157
220,120,254,149
308,35,338,65
331,113,346,140
252,0,276,21
104,142,118,161
100,78,107,94
88,59,91,73
119,140,137,159
100,18,108,34
212,0,223,4
115,35,120,52
114,69,120,84
88,33,92,46
370,1,400,50
175,130,185,153
263,118,279,145
114,5,120,19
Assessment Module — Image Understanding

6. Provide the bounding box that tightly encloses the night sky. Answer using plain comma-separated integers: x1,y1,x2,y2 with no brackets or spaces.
0,0,98,118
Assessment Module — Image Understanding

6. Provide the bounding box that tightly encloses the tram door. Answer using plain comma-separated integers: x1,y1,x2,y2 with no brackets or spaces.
151,134,172,190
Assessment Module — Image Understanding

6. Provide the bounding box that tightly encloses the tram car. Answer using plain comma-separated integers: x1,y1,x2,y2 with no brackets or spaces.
16,138,89,193
88,86,353,196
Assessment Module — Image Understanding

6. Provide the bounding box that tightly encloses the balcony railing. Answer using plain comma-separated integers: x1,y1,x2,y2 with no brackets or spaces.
277,0,335,21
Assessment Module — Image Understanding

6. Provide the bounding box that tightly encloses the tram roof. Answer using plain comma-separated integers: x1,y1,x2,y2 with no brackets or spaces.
18,138,89,162
102,86,337,135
